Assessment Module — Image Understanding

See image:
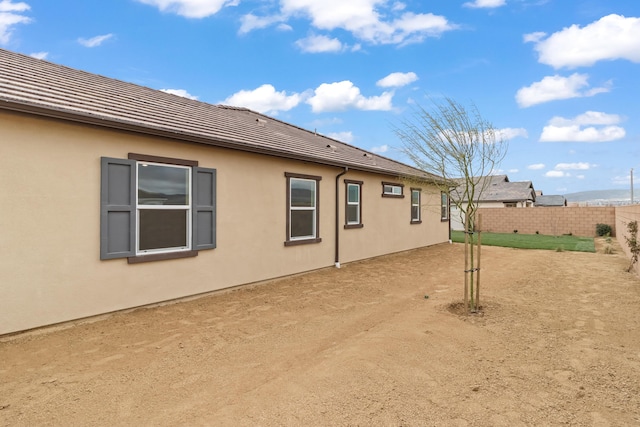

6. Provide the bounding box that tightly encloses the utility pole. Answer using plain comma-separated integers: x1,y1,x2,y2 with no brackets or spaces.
632,168,635,205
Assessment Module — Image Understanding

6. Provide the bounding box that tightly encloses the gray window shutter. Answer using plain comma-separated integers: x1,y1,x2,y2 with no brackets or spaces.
192,167,217,250
100,157,136,259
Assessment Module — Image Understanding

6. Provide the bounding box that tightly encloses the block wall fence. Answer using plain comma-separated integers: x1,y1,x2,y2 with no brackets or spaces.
473,204,640,276
476,206,616,237
614,205,640,276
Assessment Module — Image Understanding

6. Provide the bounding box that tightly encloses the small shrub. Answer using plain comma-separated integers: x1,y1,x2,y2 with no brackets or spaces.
604,245,614,255
606,237,612,244
535,231,540,235
556,246,564,252
596,223,612,237
513,229,518,234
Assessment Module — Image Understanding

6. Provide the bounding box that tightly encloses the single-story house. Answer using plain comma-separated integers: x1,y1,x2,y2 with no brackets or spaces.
450,175,536,230
0,49,450,335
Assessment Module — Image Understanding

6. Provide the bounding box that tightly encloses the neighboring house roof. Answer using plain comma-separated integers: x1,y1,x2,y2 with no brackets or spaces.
451,175,537,203
535,195,567,207
0,48,440,182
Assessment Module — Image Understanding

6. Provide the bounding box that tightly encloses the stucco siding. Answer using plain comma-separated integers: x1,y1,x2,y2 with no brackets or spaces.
0,111,448,334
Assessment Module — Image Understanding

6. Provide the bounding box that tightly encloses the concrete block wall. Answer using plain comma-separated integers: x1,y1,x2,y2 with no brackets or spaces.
476,206,616,237
614,205,640,275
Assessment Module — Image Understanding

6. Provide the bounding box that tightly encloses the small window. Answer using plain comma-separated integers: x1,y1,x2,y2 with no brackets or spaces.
411,188,421,224
505,202,517,208
441,192,449,221
285,172,322,246
345,180,363,229
382,181,404,198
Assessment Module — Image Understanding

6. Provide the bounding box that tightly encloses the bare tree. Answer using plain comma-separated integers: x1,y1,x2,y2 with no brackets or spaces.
394,97,508,313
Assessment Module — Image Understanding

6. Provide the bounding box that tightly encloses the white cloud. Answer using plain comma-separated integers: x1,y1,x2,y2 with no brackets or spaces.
540,125,625,142
29,51,48,59
515,73,610,108
245,0,456,46
295,34,344,53
545,163,594,179
222,84,303,115
277,23,293,31
239,13,285,34
78,33,113,48
376,71,418,88
539,111,626,143
135,0,239,18
0,0,29,11
463,0,506,9
306,80,393,113
0,0,31,44
160,88,198,100
508,168,519,174
530,14,640,68
523,31,545,43
554,162,592,170
371,144,389,153
496,127,528,140
327,131,354,143
528,163,545,170
549,111,621,126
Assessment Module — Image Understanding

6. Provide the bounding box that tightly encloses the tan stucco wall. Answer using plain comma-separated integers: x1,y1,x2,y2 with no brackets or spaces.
0,110,449,334
337,172,449,264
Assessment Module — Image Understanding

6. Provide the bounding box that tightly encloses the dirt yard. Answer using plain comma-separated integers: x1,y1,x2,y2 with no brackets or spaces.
2,239,640,426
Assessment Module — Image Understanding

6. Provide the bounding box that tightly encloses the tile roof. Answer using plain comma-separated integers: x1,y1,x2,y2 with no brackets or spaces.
451,175,537,202
0,48,438,181
535,195,567,207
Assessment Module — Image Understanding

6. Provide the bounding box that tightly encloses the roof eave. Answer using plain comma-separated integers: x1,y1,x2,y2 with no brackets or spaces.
1,99,427,179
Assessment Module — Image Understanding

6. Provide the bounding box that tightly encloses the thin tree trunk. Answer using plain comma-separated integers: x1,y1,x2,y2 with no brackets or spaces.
463,213,469,315
476,214,482,311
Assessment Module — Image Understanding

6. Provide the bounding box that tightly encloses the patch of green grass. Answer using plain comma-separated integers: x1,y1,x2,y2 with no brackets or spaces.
451,231,595,253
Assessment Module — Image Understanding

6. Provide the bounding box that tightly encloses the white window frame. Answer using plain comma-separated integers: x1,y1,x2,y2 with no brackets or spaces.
411,188,421,223
289,177,317,241
441,192,449,221
136,161,192,255
384,184,402,195
382,181,404,198
346,182,361,225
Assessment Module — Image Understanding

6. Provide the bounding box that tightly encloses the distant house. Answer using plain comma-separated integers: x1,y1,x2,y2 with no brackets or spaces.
450,175,536,230
535,195,567,207
0,49,450,335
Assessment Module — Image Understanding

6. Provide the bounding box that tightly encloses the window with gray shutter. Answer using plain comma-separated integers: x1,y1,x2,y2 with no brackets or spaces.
100,156,217,261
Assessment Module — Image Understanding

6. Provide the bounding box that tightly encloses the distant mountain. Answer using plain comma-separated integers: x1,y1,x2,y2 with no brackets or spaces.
564,189,636,205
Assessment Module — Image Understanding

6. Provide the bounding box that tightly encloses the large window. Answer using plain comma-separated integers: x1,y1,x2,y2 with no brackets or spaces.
411,188,422,224
285,172,322,246
382,181,404,198
441,192,449,221
345,180,363,229
100,154,216,262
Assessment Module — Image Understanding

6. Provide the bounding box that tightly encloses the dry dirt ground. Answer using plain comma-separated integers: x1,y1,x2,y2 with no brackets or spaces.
2,239,640,426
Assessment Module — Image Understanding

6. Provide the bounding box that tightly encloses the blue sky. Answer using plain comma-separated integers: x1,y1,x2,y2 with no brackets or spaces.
1,0,639,195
